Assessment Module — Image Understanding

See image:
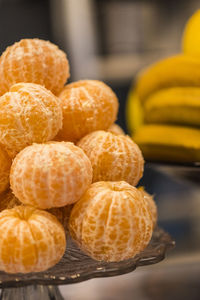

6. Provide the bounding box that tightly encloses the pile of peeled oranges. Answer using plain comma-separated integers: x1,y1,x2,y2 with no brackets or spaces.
0,38,157,274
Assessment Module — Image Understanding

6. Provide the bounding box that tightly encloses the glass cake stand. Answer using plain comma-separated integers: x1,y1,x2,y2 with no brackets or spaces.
0,227,174,300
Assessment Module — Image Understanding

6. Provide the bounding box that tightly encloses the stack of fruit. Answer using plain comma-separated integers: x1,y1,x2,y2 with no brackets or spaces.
0,39,157,274
127,11,200,163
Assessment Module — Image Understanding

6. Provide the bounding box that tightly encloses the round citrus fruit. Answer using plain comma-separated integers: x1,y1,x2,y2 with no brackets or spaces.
107,123,125,135
138,187,157,228
77,131,144,186
56,80,119,142
0,83,63,157
69,181,153,261
0,145,12,193
10,142,93,209
0,189,72,230
0,38,70,96
0,205,66,273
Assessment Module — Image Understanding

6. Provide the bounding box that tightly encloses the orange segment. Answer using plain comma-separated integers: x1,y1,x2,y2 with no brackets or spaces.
10,142,93,209
56,80,119,142
0,83,63,157
78,131,144,186
0,206,66,273
69,181,153,261
0,39,70,96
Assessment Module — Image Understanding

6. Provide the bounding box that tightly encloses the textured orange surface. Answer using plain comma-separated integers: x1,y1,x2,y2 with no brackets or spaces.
0,83,63,157
56,80,119,142
107,123,125,135
0,39,70,96
69,181,153,262
0,206,66,273
0,146,12,193
78,131,144,186
138,187,157,229
10,142,93,209
0,189,72,231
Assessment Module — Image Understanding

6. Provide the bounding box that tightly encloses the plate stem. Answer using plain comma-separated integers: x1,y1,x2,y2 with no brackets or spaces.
0,285,64,300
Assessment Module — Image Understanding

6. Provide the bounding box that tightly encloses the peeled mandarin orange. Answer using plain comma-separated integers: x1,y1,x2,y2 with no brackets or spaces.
69,181,153,262
77,131,144,186
107,123,125,135
0,145,12,193
10,142,93,209
0,189,72,230
56,80,119,142
0,206,66,273
138,187,157,229
0,39,70,96
0,83,63,157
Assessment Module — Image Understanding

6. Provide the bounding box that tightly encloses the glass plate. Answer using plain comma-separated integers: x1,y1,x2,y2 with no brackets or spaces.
0,227,174,289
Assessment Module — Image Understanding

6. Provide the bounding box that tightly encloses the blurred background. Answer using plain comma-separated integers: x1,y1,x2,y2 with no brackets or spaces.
0,0,200,299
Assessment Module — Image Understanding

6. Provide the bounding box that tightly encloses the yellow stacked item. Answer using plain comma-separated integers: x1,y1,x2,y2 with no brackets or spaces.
134,125,200,163
144,87,200,126
126,90,143,135
137,54,200,103
182,10,200,56
127,11,200,163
